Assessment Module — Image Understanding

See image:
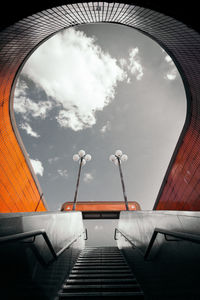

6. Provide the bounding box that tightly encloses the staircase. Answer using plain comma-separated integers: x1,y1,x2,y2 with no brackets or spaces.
57,247,144,299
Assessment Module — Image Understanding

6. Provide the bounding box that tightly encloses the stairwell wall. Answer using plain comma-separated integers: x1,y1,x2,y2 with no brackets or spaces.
117,211,200,299
0,211,85,299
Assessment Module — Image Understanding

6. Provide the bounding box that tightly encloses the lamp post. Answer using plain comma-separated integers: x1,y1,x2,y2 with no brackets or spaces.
109,150,129,211
72,150,91,211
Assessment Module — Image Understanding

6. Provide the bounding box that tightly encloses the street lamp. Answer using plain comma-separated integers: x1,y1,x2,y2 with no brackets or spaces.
109,150,129,211
72,150,91,211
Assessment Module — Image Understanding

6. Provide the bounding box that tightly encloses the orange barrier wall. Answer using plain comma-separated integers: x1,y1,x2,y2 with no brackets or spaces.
61,201,141,211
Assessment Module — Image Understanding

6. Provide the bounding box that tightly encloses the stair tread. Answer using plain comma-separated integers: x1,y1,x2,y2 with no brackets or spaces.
80,253,121,255
71,270,132,274
59,291,144,296
77,259,125,262
81,250,120,252
69,274,134,278
73,266,130,269
81,251,121,253
79,256,122,258
78,258,123,260
78,254,122,256
74,265,127,267
66,278,137,284
75,261,127,266
62,284,140,289
81,250,120,251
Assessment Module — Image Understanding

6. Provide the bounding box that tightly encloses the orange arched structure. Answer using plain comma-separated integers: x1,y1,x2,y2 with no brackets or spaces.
0,59,47,212
61,201,141,212
0,1,200,212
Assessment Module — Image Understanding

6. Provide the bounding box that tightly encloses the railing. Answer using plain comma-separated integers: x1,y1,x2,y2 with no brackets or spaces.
0,228,87,266
114,227,200,260
114,228,144,256
114,228,137,248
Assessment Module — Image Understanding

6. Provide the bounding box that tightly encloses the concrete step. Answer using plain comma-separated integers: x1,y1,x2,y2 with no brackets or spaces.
77,258,125,260
71,269,132,274
65,278,137,284
77,259,125,262
79,251,121,254
74,264,127,267
73,266,130,270
62,283,141,292
76,258,125,261
79,255,122,259
69,273,134,279
82,248,119,250
58,291,144,299
80,251,121,253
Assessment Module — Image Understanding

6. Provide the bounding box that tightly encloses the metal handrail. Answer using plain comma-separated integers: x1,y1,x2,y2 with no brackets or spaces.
0,228,87,265
144,227,200,260
114,228,145,256
114,227,200,260
114,228,137,248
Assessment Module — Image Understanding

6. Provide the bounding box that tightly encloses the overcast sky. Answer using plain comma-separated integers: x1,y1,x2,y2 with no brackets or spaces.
14,23,186,212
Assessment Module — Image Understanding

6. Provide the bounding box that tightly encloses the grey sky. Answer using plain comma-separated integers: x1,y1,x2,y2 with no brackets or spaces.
14,23,186,211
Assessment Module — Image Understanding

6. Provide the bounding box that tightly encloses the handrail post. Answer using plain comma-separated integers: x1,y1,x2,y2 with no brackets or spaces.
114,228,118,240
42,231,57,260
144,230,158,260
84,228,88,240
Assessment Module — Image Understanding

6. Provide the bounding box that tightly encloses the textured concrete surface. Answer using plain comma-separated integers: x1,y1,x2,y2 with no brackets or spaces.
117,211,200,299
0,211,85,299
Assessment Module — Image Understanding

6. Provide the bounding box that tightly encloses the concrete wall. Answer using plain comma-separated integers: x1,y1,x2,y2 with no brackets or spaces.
0,211,85,299
117,211,200,299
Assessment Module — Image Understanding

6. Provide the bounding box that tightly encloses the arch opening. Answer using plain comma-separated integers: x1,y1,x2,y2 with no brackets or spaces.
13,22,186,211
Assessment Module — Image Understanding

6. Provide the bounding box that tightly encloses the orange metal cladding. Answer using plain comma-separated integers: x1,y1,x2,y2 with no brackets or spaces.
156,124,200,210
0,64,47,212
61,201,141,211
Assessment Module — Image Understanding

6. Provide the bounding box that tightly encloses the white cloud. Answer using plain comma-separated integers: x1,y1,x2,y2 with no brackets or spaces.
118,48,143,82
19,122,40,138
128,47,144,80
166,72,177,80
119,58,127,68
83,172,94,183
14,80,53,119
100,121,111,133
164,54,177,80
56,110,96,131
14,80,28,98
57,169,68,178
21,28,126,131
30,158,44,176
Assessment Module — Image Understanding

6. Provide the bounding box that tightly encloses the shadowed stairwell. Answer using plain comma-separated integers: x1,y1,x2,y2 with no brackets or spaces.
57,247,144,299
